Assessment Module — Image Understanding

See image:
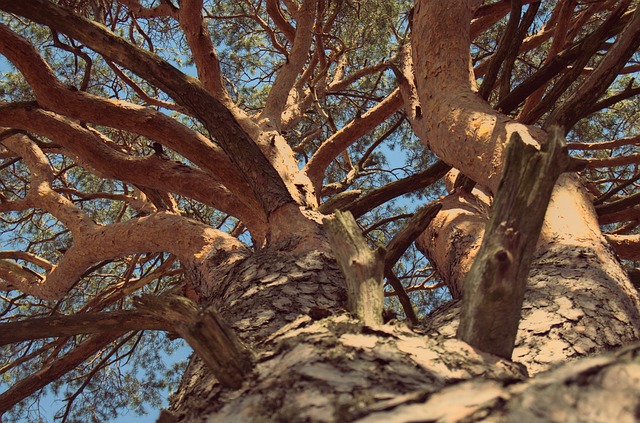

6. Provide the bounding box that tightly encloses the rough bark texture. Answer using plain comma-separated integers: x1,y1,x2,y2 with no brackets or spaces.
419,177,640,375
163,230,640,421
1,1,640,421
166,238,531,422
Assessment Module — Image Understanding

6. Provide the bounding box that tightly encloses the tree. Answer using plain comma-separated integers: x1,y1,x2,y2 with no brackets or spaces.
1,0,640,421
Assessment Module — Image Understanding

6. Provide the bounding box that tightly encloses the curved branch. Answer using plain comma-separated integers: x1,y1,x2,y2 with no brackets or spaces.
266,0,296,42
0,23,253,203
0,251,53,271
4,211,248,301
0,1,294,216
2,134,96,232
117,0,178,19
178,0,229,100
259,0,317,128
304,89,403,194
341,160,451,219
0,103,267,232
412,0,546,193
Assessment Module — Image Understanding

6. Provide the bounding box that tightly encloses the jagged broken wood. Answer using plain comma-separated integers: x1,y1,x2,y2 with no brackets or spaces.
134,294,253,389
457,127,573,359
324,210,386,326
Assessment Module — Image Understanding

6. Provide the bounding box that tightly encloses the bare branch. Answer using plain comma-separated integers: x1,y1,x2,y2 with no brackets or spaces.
548,5,640,129
259,0,317,128
0,1,295,216
0,311,170,346
0,103,267,231
178,0,230,100
324,210,386,326
605,233,640,260
304,89,403,194
0,23,253,202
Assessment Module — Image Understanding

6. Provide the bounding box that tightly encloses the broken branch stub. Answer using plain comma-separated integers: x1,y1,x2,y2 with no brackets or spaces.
134,294,253,389
457,127,571,359
324,210,386,326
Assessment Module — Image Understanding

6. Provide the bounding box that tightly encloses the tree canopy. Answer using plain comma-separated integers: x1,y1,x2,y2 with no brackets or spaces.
0,0,639,421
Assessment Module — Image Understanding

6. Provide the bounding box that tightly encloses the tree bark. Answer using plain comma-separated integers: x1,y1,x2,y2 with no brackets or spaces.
161,225,640,421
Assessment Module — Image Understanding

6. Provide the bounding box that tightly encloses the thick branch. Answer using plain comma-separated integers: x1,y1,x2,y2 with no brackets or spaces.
342,160,451,219
0,23,253,203
266,0,296,42
605,233,640,260
0,1,294,216
457,128,571,359
2,210,247,300
260,0,317,128
0,311,170,346
135,294,253,389
178,0,229,100
0,104,267,231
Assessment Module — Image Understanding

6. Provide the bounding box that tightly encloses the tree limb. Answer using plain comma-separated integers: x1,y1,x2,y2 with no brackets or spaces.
0,1,294,216
457,127,571,359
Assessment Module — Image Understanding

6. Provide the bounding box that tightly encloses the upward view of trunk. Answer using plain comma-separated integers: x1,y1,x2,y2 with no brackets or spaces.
162,1,640,420
1,0,640,422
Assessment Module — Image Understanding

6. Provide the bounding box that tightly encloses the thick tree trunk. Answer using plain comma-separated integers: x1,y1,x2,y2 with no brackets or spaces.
418,174,640,375
163,206,640,421
165,234,528,422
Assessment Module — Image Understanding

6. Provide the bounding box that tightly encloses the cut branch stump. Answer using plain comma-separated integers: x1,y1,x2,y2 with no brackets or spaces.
134,294,253,389
457,127,572,359
324,210,386,326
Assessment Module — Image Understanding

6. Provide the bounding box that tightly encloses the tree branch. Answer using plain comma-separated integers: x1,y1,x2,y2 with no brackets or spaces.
0,311,170,346
0,23,254,204
259,0,317,128
0,332,124,413
0,1,294,216
304,89,403,195
0,103,266,231
324,210,386,326
605,233,640,260
342,160,451,219
547,5,640,129
457,127,571,358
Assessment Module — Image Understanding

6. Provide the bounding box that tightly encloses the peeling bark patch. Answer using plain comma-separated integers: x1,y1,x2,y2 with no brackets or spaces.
170,312,524,422
519,309,564,334
355,380,506,423
340,333,379,349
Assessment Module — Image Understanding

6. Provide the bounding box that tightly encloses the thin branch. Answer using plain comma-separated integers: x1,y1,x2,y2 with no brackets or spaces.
0,311,169,346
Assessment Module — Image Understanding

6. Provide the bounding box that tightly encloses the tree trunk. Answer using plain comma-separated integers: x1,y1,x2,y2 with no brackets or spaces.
418,174,640,375
164,233,527,422
162,203,640,421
